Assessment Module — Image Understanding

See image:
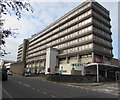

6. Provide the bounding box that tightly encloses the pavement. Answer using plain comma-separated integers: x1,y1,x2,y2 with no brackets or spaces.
65,82,119,96
34,76,119,97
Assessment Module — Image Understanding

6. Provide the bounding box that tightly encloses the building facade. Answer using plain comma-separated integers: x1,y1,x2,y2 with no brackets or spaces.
18,0,114,75
17,39,28,62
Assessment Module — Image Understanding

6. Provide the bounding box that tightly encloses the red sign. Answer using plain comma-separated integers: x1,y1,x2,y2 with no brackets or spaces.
94,58,102,63
48,68,50,72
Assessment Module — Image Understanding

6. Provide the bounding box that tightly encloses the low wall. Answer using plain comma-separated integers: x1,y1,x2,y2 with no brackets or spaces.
46,74,96,83
11,62,25,76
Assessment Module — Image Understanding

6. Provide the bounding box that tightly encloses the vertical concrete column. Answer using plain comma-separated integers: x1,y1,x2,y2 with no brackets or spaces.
66,56,69,64
103,56,105,63
92,52,94,63
77,55,80,62
96,63,99,82
21,39,28,62
105,69,107,78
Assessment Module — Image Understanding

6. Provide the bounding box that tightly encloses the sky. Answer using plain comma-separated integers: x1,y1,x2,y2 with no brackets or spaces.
2,0,119,61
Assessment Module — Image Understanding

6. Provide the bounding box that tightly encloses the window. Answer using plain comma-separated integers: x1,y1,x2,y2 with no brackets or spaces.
79,30,82,34
85,36,88,40
82,29,84,33
79,23,82,27
88,26,92,31
85,28,88,32
81,37,85,41
88,18,92,23
81,46,84,50
88,43,93,48
88,9,92,15
89,34,92,39
79,38,82,42
79,46,82,51
79,16,82,20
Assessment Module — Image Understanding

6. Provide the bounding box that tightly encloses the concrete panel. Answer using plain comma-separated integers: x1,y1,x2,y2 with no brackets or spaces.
11,62,25,76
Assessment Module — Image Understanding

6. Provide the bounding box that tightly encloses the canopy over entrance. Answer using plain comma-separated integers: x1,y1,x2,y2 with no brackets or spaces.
85,63,120,82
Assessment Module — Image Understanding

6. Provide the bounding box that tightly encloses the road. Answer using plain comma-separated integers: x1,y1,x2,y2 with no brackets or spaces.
2,75,118,99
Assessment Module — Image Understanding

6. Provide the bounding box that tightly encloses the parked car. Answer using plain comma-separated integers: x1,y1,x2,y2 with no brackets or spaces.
24,72,31,77
7,70,13,75
2,69,8,80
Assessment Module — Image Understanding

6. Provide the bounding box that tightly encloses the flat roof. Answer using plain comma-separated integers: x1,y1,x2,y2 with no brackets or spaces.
85,63,120,68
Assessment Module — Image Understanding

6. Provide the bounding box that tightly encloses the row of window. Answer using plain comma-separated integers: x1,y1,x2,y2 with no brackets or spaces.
28,17,92,50
92,3,109,17
27,26,93,55
17,51,22,55
18,47,23,52
54,34,93,49
59,54,92,63
81,54,92,58
27,43,93,62
94,44,112,54
93,35,111,46
68,3,91,20
93,19,110,31
29,9,92,46
93,11,109,25
30,2,109,44
26,55,46,62
27,34,93,58
27,50,46,58
93,27,111,39
61,43,93,54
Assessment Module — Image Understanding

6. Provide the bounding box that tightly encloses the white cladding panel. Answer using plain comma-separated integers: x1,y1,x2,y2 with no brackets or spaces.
59,63,85,75
45,48,58,74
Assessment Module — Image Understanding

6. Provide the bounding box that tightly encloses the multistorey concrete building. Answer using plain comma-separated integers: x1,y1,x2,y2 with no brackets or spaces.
18,0,116,75
18,0,118,76
17,39,28,62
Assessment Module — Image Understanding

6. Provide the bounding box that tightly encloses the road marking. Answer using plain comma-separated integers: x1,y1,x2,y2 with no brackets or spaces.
106,87,118,90
2,88,13,100
43,92,47,94
51,95,55,98
18,82,22,84
32,88,35,90
23,84,30,87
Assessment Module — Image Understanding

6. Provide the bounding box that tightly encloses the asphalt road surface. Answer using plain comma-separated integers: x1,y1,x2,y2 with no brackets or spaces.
2,75,118,99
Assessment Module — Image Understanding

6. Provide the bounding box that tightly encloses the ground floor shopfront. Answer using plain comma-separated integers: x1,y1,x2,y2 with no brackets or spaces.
25,61,120,82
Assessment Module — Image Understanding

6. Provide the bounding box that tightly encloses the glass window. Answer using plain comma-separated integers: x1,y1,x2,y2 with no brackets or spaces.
89,44,93,48
79,46,81,51
85,28,87,32
88,26,92,31
79,30,82,34
79,23,82,27
82,46,84,50
79,15,81,20
79,38,82,42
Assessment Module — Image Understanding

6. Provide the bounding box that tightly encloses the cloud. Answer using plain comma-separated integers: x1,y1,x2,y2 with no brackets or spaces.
3,37,22,61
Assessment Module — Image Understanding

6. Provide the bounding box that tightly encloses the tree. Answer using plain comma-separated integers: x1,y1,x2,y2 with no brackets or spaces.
0,0,33,56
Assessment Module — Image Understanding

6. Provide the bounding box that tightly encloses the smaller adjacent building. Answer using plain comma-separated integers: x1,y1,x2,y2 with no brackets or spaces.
1,60,15,70
10,39,28,75
17,39,28,62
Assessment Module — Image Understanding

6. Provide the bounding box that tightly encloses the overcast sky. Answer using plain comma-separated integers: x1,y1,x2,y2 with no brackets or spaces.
2,0,119,61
